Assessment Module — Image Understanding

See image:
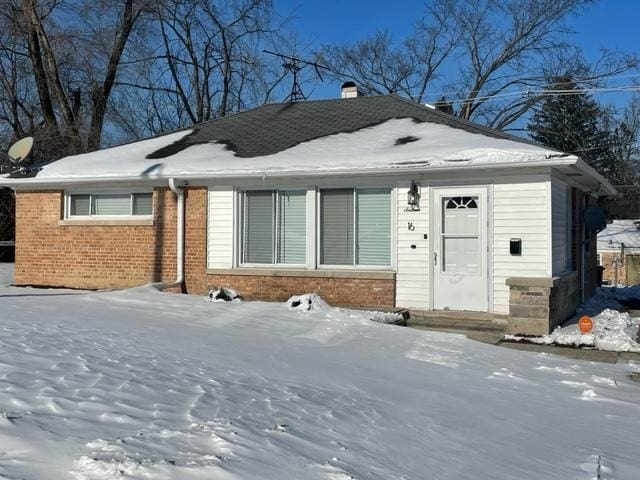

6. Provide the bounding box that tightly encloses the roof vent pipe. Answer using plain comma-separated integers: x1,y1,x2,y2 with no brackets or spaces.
151,178,185,291
341,81,362,99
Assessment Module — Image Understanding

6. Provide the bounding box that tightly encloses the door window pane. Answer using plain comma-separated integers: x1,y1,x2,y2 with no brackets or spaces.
92,194,131,215
356,189,391,266
244,191,274,263
443,196,479,235
70,195,90,216
320,189,354,265
132,193,153,215
278,191,306,264
443,237,480,274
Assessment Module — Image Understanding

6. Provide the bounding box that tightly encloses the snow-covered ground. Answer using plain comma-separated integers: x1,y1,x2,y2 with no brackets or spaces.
0,283,639,479
506,287,640,352
505,308,640,352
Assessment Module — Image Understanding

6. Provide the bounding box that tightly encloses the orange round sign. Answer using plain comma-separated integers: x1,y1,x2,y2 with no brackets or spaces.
578,316,594,334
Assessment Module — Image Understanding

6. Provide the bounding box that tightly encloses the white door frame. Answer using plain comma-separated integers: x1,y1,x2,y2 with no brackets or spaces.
429,185,490,312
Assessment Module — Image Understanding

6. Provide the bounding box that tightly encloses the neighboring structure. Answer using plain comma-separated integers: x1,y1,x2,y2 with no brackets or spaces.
598,219,640,286
0,91,614,335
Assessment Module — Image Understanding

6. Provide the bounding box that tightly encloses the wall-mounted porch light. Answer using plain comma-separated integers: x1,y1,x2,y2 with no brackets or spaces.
406,180,420,211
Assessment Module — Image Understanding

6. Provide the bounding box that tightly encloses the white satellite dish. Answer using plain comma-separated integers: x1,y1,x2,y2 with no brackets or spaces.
7,137,34,163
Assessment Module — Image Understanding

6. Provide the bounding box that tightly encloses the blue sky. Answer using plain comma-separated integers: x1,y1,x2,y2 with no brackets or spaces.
274,0,640,103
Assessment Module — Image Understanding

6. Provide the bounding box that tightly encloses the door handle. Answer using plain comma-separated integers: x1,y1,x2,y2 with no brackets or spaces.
434,251,438,266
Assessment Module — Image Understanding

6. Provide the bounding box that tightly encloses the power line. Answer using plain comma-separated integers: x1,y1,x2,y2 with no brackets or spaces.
415,72,640,100
418,85,640,105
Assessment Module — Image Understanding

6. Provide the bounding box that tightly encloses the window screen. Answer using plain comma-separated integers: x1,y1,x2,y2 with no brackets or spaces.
70,195,90,216
91,194,131,215
320,189,354,265
68,192,152,217
133,193,153,215
242,190,306,265
278,191,306,264
356,189,391,266
244,191,274,264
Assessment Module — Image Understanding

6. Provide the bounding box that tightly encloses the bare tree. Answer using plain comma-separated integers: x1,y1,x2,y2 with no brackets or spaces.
116,0,289,135
0,0,148,157
450,0,639,129
319,0,458,103
320,0,639,131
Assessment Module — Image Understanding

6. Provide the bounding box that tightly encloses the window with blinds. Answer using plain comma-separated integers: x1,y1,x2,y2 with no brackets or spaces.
242,190,306,265
67,192,153,217
320,188,391,267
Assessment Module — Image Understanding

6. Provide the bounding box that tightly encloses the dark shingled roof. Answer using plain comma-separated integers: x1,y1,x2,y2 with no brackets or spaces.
8,94,539,179
147,94,537,159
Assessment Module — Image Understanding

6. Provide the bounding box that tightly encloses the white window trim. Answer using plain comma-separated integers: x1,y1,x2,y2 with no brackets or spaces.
239,188,308,268
64,189,153,220
232,185,395,271
316,186,395,271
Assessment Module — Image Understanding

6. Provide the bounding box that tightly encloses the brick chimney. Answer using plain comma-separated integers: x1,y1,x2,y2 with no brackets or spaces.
341,81,362,99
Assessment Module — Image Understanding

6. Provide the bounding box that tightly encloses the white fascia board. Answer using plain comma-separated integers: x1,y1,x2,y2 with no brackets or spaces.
574,158,617,195
1,157,582,190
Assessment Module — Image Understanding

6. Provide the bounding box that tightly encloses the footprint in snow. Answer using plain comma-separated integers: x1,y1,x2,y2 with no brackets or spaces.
72,419,236,479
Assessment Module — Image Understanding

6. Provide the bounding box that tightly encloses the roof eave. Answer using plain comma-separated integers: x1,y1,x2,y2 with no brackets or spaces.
0,157,584,189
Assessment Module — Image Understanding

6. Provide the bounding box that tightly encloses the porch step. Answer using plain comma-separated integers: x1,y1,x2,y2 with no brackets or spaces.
406,309,508,332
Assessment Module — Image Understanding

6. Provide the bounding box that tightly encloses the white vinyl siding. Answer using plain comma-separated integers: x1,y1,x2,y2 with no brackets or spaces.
551,179,571,275
395,183,429,309
356,189,392,266
492,180,550,314
207,186,234,269
320,188,392,267
67,191,152,218
278,191,306,264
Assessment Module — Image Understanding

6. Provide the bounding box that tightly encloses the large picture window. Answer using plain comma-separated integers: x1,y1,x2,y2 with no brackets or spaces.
320,188,391,267
242,190,306,265
67,192,152,217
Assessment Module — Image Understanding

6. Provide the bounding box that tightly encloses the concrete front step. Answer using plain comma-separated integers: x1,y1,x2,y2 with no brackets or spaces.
406,309,508,332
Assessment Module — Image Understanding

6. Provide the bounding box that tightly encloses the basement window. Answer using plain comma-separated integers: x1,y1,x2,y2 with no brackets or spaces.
66,192,153,218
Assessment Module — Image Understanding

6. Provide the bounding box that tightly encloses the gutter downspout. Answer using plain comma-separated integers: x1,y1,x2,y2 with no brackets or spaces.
151,178,185,291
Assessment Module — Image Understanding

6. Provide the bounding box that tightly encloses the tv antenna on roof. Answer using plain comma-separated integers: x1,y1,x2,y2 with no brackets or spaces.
0,137,34,175
263,50,331,103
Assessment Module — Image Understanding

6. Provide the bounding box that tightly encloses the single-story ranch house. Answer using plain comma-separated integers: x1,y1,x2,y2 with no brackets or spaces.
0,88,614,335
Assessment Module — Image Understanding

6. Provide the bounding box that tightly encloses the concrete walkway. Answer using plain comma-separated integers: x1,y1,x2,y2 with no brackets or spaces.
409,320,640,365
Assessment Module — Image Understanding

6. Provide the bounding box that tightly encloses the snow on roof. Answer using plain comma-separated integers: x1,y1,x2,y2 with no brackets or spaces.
597,219,640,251
33,117,562,181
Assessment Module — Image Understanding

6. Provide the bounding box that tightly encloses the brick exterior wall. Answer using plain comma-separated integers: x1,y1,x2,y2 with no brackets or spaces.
15,189,177,289
14,188,395,309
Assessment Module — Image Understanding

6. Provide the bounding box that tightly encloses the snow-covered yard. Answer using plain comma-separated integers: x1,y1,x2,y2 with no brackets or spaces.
0,283,639,479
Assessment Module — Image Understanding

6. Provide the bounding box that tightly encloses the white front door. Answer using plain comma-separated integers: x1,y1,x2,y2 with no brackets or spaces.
432,187,488,311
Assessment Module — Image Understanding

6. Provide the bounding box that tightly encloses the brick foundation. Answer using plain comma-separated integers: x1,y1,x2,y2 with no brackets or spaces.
14,188,395,309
